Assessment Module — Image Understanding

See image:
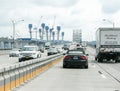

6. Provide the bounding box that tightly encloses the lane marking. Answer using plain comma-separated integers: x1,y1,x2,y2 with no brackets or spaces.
101,74,106,79
98,71,106,79
97,63,120,83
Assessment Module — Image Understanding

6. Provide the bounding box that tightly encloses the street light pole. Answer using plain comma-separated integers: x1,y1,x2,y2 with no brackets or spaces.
103,19,115,28
11,19,24,48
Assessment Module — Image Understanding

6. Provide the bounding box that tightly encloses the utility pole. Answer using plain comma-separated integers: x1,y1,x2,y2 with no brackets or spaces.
11,19,24,48
103,19,115,28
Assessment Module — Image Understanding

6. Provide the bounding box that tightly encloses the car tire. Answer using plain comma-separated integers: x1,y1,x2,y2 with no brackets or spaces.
95,57,97,61
63,64,67,68
115,59,119,63
19,58,23,62
37,55,39,58
115,60,117,63
48,53,50,56
115,57,120,63
85,65,88,69
98,58,103,62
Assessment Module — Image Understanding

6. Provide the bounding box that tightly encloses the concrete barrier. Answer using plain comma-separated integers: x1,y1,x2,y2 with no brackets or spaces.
0,53,63,91
3,67,11,91
0,68,4,91
26,61,32,80
14,64,20,87
19,63,24,84
22,62,28,82
9,65,16,90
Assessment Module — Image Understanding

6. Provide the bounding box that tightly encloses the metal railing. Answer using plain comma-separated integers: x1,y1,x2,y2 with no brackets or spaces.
0,53,63,91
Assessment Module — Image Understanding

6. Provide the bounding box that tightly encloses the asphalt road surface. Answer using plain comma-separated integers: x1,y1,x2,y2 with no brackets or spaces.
0,44,64,68
12,46,120,91
0,50,48,68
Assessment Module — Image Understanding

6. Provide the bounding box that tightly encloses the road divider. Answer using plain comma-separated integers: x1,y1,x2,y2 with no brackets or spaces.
0,53,63,91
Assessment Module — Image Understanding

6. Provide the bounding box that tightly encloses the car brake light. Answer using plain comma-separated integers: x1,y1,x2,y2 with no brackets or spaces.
64,56,71,59
80,56,87,60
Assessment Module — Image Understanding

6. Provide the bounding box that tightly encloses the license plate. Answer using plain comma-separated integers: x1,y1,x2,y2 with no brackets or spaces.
73,56,78,59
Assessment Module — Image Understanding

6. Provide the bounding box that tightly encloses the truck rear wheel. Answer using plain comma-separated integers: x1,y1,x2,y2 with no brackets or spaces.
115,56,120,63
63,64,67,68
95,57,97,61
19,58,23,62
85,65,88,69
98,58,103,62
115,59,120,63
115,60,118,63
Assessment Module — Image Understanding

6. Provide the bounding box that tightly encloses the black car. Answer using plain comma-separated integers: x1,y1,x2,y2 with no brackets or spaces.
63,50,88,68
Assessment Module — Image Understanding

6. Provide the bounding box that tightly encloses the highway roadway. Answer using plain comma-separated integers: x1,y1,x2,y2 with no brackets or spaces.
10,46,120,91
0,44,63,68
0,50,48,68
0,44,67,67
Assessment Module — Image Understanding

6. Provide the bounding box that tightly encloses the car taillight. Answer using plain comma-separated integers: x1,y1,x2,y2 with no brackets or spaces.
80,56,87,60
64,56,71,59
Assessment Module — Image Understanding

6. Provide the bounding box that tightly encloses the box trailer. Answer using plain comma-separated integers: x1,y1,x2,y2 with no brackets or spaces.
95,28,120,62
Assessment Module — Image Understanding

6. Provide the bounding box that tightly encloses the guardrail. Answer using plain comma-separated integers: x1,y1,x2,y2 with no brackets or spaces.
0,53,63,91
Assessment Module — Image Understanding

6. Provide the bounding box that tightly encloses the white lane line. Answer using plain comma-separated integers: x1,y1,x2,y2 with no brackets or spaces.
101,74,106,79
98,71,107,79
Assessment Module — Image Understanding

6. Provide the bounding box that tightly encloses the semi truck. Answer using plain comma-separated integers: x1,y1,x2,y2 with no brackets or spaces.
95,28,120,63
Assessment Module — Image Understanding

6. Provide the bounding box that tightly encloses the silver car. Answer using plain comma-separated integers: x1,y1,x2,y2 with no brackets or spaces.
9,48,20,57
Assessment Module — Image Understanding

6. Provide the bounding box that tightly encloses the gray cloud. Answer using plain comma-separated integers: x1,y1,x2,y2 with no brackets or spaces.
100,0,120,14
0,0,79,26
31,0,80,7
0,0,33,26
0,0,27,9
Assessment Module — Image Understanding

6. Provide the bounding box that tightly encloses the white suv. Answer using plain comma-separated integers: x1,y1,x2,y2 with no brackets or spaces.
19,45,41,62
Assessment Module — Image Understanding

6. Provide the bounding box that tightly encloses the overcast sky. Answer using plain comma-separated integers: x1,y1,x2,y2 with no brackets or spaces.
0,0,120,41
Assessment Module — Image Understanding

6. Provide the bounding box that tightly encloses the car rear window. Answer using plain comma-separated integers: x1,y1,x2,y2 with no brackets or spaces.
22,47,37,51
68,51,83,54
